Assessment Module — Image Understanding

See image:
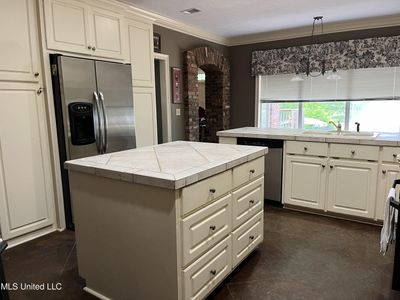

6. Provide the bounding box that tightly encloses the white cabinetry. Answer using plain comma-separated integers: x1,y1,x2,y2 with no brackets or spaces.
133,87,157,147
127,19,154,88
327,159,378,218
376,163,399,220
0,84,54,240
284,155,327,210
44,0,127,60
0,0,41,82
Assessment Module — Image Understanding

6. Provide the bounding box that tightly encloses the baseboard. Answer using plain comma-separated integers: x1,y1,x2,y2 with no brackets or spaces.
6,226,57,249
83,287,111,300
284,204,383,226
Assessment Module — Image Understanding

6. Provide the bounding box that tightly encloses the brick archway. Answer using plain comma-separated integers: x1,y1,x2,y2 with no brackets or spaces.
183,47,230,142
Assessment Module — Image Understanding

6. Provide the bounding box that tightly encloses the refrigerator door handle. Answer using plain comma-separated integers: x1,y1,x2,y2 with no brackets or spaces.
99,92,108,153
93,91,103,154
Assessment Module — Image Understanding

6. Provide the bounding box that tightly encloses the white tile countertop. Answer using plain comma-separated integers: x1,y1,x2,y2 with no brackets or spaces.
217,127,400,146
64,141,268,189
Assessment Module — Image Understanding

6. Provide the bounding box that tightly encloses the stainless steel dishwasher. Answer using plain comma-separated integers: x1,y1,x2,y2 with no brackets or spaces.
237,138,283,204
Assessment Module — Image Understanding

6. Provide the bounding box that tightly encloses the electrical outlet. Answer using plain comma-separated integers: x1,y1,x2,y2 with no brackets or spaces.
176,108,181,116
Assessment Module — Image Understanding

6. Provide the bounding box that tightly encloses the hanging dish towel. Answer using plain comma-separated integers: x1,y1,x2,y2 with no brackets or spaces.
381,188,396,255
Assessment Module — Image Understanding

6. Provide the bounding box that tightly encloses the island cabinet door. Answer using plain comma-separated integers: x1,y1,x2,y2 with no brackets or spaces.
0,84,55,240
283,155,327,210
376,163,400,220
327,159,378,219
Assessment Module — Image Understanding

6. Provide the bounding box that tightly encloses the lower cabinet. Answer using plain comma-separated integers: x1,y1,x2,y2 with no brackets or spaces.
327,159,378,218
376,163,400,220
0,84,55,240
284,155,327,210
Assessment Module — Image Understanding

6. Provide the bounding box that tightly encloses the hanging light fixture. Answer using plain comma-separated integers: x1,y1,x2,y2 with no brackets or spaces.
290,16,327,81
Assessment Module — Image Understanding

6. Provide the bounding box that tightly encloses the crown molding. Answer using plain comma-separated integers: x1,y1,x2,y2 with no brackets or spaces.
114,1,399,47
226,14,400,46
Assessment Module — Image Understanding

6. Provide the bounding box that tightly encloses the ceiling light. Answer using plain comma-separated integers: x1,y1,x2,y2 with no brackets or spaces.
327,68,342,80
181,8,201,15
290,72,304,82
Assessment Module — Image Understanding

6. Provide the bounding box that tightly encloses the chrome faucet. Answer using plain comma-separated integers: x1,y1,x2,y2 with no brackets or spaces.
329,121,342,133
355,122,360,132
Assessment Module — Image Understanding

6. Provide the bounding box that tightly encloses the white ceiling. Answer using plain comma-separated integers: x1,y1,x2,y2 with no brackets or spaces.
122,0,400,39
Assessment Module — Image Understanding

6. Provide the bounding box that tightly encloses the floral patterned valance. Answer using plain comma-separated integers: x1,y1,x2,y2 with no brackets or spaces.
251,35,400,76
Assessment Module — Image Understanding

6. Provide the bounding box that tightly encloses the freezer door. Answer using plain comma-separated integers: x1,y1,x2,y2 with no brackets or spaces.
95,61,136,153
58,56,101,159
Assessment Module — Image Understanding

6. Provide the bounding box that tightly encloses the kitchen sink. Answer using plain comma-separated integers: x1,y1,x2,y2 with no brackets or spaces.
301,130,378,139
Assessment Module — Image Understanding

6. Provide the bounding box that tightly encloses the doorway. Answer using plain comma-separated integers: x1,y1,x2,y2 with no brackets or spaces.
154,53,172,144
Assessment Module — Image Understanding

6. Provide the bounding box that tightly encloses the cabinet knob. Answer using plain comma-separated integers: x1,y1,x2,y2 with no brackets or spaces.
210,269,216,276
92,46,96,51
304,147,308,151
210,225,216,231
394,154,398,158
321,164,326,168
249,235,255,240
88,45,92,50
34,72,39,77
382,170,387,174
249,199,255,204
250,169,255,174
351,150,355,155
209,188,216,194
330,165,334,169
37,87,43,95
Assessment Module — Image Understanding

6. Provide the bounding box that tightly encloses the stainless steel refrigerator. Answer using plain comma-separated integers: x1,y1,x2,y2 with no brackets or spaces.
50,55,136,229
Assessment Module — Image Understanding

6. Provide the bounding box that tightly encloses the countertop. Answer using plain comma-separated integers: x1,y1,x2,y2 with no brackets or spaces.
64,141,268,190
217,127,400,146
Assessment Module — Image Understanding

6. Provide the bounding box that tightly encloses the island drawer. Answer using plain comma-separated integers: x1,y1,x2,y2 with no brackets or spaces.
330,144,379,161
181,194,232,266
182,236,231,300
233,157,264,188
181,170,232,216
286,141,328,157
381,147,400,162
232,177,264,229
232,210,263,268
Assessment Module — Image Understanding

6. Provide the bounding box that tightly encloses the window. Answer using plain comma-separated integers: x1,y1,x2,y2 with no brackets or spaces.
257,67,400,132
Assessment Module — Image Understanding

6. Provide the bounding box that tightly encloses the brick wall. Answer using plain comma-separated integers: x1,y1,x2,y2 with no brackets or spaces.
183,47,230,142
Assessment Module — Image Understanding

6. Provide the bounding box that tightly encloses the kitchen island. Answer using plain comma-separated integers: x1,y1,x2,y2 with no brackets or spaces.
65,141,267,300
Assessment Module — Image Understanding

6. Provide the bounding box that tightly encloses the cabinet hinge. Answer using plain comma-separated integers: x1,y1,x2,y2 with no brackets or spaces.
51,64,58,76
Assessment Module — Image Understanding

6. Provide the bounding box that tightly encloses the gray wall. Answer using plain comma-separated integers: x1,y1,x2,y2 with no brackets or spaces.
229,26,400,128
153,25,229,141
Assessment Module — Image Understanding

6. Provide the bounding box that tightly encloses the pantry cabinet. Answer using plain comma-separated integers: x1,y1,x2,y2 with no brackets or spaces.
0,84,55,240
44,0,127,60
0,0,41,82
327,159,378,219
133,87,157,147
127,18,155,88
284,155,327,210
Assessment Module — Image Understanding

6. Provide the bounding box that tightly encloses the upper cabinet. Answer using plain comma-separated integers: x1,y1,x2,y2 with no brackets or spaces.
127,18,154,87
0,0,41,82
44,0,127,60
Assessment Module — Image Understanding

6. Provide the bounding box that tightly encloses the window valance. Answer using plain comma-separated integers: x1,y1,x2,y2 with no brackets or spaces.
251,35,400,76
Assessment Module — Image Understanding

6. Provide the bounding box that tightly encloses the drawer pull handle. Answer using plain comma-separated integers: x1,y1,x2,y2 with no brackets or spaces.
382,170,387,174
250,169,255,174
249,199,255,204
249,235,255,240
351,150,355,155
209,188,216,193
304,147,308,151
210,269,217,276
210,225,216,231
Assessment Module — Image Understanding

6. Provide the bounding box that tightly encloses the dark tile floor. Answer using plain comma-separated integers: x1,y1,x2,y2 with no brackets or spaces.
2,206,400,300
